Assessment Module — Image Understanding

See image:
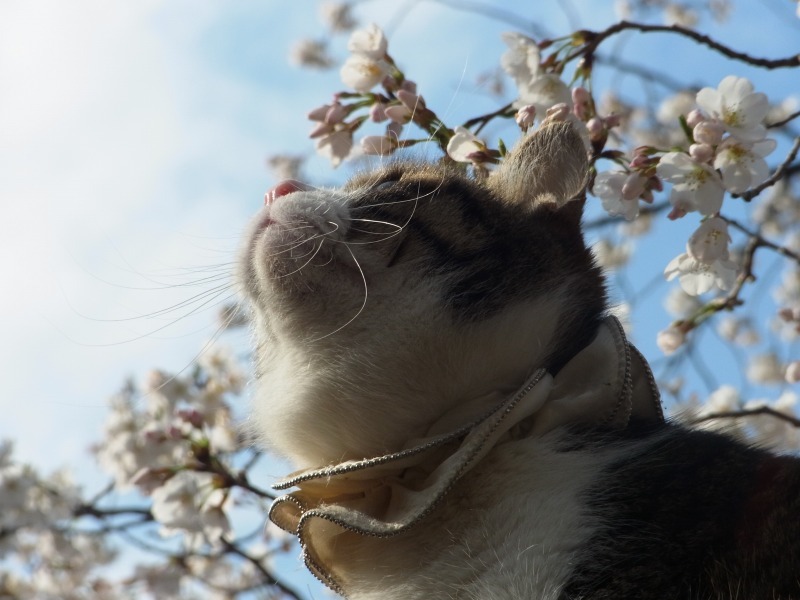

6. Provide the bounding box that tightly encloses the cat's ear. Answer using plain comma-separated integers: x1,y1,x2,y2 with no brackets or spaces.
488,121,589,211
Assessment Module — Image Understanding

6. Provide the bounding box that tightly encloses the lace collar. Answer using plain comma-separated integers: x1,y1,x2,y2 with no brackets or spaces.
269,316,663,596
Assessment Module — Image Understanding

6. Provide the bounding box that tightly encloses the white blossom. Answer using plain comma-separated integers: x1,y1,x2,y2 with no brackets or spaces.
446,126,483,163
687,217,731,264
518,74,572,115
747,352,785,385
319,2,357,33
713,137,777,194
347,23,388,59
361,135,399,156
664,285,702,318
695,76,769,142
785,360,800,383
664,252,737,295
664,4,699,27
315,129,354,167
593,239,632,269
657,325,686,355
594,171,640,220
500,32,540,91
340,53,390,92
657,151,724,216
289,38,333,69
657,90,696,125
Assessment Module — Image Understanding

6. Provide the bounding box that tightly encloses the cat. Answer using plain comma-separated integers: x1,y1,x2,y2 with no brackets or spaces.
238,121,800,599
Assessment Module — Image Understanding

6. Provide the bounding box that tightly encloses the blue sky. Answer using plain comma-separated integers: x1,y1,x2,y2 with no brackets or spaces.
0,0,798,596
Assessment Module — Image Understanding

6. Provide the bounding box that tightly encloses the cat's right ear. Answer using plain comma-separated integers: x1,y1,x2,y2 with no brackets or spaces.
487,121,589,211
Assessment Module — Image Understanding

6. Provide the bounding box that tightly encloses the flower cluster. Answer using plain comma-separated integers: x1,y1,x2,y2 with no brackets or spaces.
305,24,451,167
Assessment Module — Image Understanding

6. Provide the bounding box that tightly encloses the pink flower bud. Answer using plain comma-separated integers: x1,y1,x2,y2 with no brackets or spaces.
571,87,591,120
177,408,204,428
689,142,714,163
667,206,687,221
648,175,663,192
307,104,332,122
369,102,388,122
686,109,706,128
544,103,570,122
621,173,646,201
628,155,651,170
586,117,605,140
166,425,184,439
693,120,724,145
400,79,417,94
361,135,397,156
572,86,591,105
324,102,348,124
386,121,403,138
515,105,536,131
397,89,424,110
384,104,412,124
309,122,334,139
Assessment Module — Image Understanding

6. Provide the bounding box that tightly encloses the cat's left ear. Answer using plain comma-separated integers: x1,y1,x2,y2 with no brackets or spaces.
487,121,589,212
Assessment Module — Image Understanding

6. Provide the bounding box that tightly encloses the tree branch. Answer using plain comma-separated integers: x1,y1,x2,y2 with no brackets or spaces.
693,406,800,428
574,21,800,69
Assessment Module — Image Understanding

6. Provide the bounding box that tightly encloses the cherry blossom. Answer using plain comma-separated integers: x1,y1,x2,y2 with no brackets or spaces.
518,74,572,116
347,23,388,59
713,136,777,194
289,38,333,69
315,129,354,167
361,135,399,156
340,53,390,92
657,325,686,355
657,151,724,216
695,75,769,142
319,2,357,33
593,171,641,220
664,251,738,295
500,32,540,91
446,126,484,163
687,216,730,263
515,105,536,131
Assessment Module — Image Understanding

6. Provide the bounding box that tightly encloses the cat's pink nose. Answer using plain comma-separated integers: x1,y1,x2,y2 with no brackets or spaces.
264,180,312,205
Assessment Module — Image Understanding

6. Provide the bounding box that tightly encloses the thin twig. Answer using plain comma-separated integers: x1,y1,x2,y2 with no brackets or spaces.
768,110,800,129
574,21,800,70
221,538,306,600
693,406,800,428
723,217,800,265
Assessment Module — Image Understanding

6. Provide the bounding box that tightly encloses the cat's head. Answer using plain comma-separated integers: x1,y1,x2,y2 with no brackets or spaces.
238,122,605,468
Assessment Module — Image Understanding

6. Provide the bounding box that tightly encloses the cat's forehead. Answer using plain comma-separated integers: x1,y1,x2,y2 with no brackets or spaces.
343,161,475,194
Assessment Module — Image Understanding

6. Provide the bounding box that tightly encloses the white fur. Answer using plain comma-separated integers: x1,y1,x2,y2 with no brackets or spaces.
332,434,620,600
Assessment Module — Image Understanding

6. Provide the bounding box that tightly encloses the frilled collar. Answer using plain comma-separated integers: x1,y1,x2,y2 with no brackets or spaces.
269,316,663,596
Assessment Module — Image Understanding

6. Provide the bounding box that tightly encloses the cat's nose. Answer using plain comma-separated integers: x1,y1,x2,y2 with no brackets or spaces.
265,180,313,205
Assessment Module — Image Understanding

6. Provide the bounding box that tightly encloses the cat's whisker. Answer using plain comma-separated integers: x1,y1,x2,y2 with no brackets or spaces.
308,244,368,343
276,241,325,279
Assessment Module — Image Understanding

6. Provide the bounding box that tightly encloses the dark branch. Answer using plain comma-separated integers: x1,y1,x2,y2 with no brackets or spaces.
693,406,800,428
575,21,800,70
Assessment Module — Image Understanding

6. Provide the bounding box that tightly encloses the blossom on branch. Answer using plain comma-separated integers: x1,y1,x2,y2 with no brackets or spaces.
714,136,777,194
657,151,724,217
696,76,769,142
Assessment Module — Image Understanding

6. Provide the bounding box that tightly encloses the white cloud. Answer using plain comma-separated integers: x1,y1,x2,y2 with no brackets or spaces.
0,1,274,473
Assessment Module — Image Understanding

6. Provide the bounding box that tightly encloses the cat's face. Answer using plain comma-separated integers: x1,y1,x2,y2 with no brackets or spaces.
238,122,604,467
